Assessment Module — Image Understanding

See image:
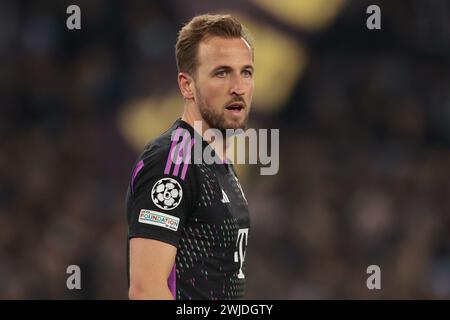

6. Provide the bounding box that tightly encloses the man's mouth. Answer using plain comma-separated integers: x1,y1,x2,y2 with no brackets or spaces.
225,102,244,114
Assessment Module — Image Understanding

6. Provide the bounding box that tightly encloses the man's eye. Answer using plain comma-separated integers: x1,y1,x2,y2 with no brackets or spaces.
242,70,253,77
216,71,227,77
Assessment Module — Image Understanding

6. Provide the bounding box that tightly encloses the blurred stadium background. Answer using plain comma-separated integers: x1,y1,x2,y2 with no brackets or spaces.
1,0,449,299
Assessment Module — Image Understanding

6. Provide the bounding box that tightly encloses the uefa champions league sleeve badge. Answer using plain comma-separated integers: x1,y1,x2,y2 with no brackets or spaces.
151,178,183,210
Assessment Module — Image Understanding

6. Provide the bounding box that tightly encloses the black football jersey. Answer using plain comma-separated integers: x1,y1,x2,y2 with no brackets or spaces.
126,118,250,300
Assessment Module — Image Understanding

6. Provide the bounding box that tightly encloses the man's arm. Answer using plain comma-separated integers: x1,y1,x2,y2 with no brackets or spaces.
129,238,177,300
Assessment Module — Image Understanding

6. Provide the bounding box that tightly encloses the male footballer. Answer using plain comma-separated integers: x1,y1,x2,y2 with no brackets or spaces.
126,14,254,300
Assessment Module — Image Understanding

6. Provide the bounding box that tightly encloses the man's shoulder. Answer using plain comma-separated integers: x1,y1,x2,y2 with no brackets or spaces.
141,132,174,163
140,121,187,162
134,119,198,182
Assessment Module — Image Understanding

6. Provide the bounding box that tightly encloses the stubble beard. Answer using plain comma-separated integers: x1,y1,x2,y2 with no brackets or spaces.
195,86,249,135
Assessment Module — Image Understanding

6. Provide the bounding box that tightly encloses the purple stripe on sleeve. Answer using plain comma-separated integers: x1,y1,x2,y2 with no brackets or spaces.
172,131,190,177
131,160,144,192
167,263,176,299
164,128,182,175
180,138,195,180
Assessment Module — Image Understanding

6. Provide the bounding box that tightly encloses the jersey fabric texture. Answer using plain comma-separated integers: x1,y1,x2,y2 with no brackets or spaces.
126,118,250,300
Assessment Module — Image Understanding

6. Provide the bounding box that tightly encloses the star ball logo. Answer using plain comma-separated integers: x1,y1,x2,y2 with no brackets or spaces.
151,178,183,210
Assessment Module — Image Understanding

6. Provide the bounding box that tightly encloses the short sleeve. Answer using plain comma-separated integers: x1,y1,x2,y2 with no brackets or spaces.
126,143,197,248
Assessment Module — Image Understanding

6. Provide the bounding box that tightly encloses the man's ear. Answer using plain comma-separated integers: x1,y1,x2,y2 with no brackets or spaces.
178,72,195,100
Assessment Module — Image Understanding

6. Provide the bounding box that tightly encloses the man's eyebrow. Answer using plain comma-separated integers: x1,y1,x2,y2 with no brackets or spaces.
210,65,254,73
211,66,232,73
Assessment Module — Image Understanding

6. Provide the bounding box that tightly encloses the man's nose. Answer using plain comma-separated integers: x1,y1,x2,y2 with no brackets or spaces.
230,74,245,96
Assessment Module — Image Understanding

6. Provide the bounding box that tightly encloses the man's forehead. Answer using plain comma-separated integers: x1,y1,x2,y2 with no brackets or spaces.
197,36,253,65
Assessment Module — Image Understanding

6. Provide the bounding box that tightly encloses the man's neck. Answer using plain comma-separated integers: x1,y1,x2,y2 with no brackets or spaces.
181,108,229,163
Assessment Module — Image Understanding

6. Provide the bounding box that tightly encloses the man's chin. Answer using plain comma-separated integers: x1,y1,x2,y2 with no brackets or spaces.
201,112,248,133
223,119,247,132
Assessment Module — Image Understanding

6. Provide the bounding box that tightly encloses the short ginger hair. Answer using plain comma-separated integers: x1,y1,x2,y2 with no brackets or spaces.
175,14,253,76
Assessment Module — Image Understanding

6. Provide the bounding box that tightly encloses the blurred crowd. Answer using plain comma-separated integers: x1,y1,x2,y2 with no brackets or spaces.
0,0,449,299
248,54,450,298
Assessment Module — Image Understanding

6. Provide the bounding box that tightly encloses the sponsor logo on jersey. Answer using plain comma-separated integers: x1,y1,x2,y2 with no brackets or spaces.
138,209,180,231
